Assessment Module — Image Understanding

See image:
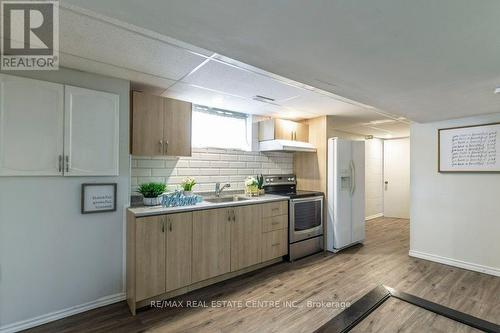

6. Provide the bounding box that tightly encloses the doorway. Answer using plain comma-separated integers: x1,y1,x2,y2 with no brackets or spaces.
383,138,410,218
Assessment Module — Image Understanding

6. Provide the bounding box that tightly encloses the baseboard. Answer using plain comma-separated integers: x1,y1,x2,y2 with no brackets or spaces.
365,213,383,221
409,250,500,277
0,292,126,333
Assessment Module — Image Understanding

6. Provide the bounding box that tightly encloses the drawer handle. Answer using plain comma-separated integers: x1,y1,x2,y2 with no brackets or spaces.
271,221,280,225
271,242,280,246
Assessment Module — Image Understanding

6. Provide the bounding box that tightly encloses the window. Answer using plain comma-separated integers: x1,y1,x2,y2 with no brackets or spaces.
192,105,250,150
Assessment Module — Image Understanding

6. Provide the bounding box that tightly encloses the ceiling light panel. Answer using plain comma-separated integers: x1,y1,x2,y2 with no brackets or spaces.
60,9,208,81
164,82,277,115
181,60,303,102
61,53,177,89
280,88,362,116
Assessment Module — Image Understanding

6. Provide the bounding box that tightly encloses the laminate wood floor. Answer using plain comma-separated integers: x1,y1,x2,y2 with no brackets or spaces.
24,218,500,333
352,298,484,333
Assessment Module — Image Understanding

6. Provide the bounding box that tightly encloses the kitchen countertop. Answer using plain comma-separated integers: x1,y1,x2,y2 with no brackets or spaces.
128,194,288,217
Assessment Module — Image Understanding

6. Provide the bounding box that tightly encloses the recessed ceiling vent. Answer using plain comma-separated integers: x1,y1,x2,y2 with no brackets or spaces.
253,95,275,102
253,95,280,106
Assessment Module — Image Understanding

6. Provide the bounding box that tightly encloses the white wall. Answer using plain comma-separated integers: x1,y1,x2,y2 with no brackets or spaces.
410,113,500,276
132,148,294,193
0,69,130,331
365,138,384,219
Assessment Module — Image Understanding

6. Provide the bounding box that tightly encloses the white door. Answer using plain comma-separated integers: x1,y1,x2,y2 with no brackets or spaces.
64,85,119,176
0,74,64,176
383,138,410,218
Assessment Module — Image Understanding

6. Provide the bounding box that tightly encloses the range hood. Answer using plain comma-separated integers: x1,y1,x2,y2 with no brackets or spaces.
259,139,317,153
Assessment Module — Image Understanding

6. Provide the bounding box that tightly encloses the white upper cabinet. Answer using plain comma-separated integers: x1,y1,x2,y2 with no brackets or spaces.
0,74,64,176
64,86,119,176
0,74,120,177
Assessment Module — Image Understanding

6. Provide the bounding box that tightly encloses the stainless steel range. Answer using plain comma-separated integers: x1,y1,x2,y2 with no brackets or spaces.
262,174,324,261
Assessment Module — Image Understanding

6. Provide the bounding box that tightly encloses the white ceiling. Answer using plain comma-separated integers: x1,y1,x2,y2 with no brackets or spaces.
61,0,500,124
55,3,411,138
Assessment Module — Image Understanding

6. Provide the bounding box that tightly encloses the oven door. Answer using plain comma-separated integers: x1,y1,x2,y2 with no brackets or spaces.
289,196,324,243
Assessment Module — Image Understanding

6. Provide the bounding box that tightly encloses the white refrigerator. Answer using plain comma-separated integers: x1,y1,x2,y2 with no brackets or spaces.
327,138,365,252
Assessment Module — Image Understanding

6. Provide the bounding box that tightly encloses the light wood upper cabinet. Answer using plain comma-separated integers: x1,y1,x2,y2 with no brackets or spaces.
163,98,192,156
259,118,309,142
231,205,262,271
131,91,164,156
294,122,309,142
64,86,119,176
131,91,192,156
192,208,231,283
0,74,64,176
165,212,192,292
135,215,166,301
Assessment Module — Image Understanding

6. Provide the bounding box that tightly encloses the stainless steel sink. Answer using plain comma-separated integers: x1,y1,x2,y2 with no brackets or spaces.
204,196,250,203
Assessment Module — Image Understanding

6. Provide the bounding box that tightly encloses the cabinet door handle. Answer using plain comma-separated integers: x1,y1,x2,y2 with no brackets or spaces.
65,155,69,173
227,210,230,221
271,221,280,225
58,155,62,173
161,221,165,233
159,140,163,153
164,140,169,154
271,242,281,247
232,210,236,222
169,222,172,232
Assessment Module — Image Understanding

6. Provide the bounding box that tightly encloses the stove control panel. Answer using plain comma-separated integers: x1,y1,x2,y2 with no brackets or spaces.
262,174,296,186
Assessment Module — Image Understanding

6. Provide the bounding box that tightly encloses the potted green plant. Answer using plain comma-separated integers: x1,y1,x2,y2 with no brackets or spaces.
181,177,196,196
137,182,167,206
257,174,265,195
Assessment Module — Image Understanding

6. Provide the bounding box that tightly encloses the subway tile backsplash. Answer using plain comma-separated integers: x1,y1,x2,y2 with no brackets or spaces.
131,148,293,193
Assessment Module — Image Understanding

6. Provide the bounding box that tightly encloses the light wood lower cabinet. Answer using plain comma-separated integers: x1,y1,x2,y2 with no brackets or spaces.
262,228,288,262
166,213,192,292
135,215,166,301
192,208,231,283
231,205,262,271
127,200,288,314
260,202,289,262
262,200,288,218
129,212,193,305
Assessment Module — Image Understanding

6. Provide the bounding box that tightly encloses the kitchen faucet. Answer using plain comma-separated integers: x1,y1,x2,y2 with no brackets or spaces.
215,183,231,197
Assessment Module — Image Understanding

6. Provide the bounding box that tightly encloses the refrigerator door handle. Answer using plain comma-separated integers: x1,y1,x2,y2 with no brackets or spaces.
350,160,356,196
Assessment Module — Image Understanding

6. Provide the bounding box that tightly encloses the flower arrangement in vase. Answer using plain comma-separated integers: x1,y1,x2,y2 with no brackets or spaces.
245,176,259,197
181,177,196,196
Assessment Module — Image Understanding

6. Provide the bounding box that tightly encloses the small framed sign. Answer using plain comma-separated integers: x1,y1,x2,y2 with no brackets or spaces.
81,183,117,214
438,122,500,173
